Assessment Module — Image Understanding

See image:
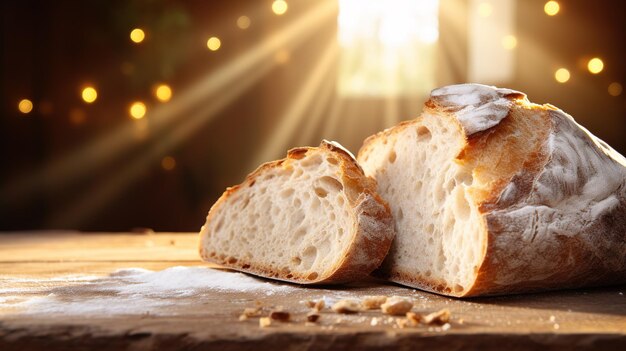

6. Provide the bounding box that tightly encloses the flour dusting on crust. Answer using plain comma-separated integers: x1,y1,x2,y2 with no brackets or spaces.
429,84,526,135
486,109,626,287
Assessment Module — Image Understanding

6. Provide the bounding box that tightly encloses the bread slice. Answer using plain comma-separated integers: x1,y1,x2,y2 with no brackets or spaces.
199,140,395,284
358,83,626,297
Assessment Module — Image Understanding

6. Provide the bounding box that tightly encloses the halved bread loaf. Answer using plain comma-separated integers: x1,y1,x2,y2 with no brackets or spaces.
358,84,626,297
199,140,395,284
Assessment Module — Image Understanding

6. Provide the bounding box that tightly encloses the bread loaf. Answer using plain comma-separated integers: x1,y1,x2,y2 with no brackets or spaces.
199,140,395,284
358,84,626,297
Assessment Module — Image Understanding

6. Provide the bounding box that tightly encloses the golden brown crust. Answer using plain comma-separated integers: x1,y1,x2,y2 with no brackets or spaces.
199,140,395,284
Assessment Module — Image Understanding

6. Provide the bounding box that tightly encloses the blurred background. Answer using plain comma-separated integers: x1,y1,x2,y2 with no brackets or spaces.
1,0,624,232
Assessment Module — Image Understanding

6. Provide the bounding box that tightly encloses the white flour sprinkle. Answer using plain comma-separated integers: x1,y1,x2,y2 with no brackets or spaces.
1,266,296,316
108,266,295,296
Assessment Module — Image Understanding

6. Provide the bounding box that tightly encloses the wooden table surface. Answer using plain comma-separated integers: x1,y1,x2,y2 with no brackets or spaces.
0,232,624,351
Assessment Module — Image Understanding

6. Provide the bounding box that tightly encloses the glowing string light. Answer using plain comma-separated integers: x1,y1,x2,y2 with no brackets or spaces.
129,102,147,119
272,0,288,15
18,99,33,114
554,68,570,83
130,28,145,43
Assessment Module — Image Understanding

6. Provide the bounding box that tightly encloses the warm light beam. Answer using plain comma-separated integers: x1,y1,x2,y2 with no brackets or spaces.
30,1,336,227
250,41,338,168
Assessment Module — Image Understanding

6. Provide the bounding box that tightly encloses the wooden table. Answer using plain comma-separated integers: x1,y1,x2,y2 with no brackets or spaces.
0,232,624,350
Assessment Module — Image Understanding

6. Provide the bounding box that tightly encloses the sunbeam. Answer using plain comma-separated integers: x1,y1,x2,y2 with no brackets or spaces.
1,0,337,213
249,40,339,168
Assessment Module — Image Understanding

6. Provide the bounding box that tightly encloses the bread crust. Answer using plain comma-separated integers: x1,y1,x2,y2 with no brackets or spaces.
359,84,626,297
199,140,395,284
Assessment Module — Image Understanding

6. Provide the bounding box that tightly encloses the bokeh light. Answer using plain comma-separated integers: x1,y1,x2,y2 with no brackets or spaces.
502,35,518,50
478,2,493,18
608,82,623,97
81,86,98,103
18,99,33,114
155,84,172,102
544,1,560,16
206,36,221,51
237,15,251,29
129,102,147,119
587,58,604,74
161,156,176,171
130,28,145,43
69,108,86,125
554,68,570,83
272,0,288,16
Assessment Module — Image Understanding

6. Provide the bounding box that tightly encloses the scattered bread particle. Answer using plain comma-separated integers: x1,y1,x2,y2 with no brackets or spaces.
423,309,451,325
362,296,388,310
259,317,272,328
370,317,381,326
441,323,451,331
307,311,320,323
304,299,325,311
269,310,291,322
396,318,409,329
332,299,361,314
381,296,413,316
238,307,261,321
406,312,422,326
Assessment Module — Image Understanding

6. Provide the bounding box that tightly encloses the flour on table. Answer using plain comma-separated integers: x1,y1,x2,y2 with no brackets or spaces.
0,266,295,316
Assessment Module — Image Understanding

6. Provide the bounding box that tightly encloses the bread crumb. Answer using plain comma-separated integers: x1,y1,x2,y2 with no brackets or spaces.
396,318,409,329
370,317,381,326
441,323,451,331
381,296,413,316
406,312,421,326
259,317,272,328
306,311,320,323
269,310,290,322
334,317,347,324
423,309,451,325
304,299,325,311
238,307,261,321
362,296,388,310
332,299,361,314
554,323,560,330
549,315,556,322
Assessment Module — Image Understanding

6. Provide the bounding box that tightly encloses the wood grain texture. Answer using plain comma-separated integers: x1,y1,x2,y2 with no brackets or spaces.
0,232,625,351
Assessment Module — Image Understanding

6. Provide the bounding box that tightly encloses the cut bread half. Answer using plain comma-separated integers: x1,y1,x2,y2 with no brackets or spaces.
199,140,395,284
358,84,626,297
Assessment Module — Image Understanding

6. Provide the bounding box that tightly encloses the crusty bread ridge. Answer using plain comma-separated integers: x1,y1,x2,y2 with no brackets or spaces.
358,83,626,297
199,140,395,284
